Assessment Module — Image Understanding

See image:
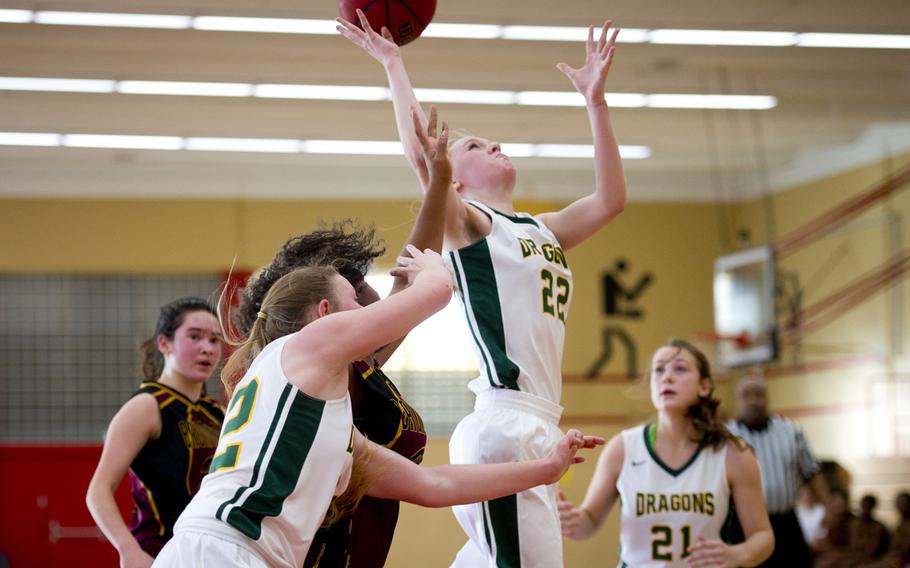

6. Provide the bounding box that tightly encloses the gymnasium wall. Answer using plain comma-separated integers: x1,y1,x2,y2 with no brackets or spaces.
0,195,722,378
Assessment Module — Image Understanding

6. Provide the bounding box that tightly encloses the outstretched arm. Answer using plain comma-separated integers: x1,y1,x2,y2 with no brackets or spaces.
536,21,627,251
363,429,605,507
559,432,624,540
336,10,430,189
289,245,453,378
373,106,453,366
337,12,480,246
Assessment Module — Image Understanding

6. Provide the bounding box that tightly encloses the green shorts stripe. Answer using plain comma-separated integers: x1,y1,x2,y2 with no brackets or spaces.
484,494,521,568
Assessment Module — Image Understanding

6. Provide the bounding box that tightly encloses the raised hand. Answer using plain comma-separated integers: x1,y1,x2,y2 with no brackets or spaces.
412,104,451,189
390,244,449,287
556,21,619,106
557,489,587,538
336,8,401,66
545,429,606,483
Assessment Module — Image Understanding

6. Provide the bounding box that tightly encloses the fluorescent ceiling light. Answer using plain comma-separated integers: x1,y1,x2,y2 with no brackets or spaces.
650,29,798,46
535,144,594,158
606,93,648,108
503,143,650,159
516,91,586,107
500,144,536,157
500,25,649,43
0,77,115,93
421,23,501,39
797,33,910,49
619,145,652,159
186,137,299,153
118,81,252,97
301,140,404,155
647,94,777,110
192,16,336,34
63,134,182,150
0,76,778,110
34,11,191,29
500,26,589,42
0,133,61,146
611,28,650,44
0,132,652,159
415,88,515,105
0,9,32,23
254,84,387,100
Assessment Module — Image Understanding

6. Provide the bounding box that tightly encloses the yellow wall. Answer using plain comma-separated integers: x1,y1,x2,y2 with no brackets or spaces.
0,195,721,375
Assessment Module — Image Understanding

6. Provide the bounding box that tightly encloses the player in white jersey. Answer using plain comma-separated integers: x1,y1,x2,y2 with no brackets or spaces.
154,115,605,568
339,12,627,567
559,339,775,567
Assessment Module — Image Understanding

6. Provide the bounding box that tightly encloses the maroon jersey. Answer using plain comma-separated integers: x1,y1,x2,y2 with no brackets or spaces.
127,382,224,556
304,361,427,567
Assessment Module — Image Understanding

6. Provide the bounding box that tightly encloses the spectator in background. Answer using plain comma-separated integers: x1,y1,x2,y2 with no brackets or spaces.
815,488,855,568
883,491,910,568
818,460,853,502
796,482,828,550
725,374,828,566
830,490,910,568
851,495,891,563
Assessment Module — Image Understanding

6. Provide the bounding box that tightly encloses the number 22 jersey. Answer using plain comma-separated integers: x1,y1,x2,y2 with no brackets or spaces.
447,200,572,405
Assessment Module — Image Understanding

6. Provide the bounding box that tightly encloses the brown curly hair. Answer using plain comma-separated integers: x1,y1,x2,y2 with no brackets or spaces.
234,220,385,337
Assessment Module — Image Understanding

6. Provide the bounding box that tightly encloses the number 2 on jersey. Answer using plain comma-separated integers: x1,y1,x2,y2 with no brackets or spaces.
651,525,691,561
540,269,569,322
209,378,260,473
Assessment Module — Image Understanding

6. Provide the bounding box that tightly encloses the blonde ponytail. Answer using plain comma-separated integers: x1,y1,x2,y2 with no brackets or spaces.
219,265,338,399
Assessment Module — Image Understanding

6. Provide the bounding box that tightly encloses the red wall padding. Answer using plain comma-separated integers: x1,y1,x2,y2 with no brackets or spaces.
0,445,131,567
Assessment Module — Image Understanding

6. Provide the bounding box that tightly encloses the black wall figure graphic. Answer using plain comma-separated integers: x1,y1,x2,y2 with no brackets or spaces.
587,258,654,380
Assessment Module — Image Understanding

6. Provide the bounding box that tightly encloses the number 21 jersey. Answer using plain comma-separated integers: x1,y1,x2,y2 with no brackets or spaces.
617,425,730,567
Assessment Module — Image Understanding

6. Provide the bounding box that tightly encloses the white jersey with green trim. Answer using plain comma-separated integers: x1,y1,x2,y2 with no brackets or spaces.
616,425,730,567
174,334,354,568
447,200,572,405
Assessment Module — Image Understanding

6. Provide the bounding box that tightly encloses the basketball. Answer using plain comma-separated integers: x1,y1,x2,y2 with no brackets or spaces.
338,0,437,46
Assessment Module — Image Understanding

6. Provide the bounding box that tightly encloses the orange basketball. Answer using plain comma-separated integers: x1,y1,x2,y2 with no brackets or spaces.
339,0,437,46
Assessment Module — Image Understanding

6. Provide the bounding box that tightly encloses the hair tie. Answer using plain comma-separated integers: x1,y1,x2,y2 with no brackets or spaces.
256,311,268,321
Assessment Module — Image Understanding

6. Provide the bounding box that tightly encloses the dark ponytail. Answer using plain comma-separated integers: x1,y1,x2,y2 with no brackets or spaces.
660,339,745,450
141,297,217,380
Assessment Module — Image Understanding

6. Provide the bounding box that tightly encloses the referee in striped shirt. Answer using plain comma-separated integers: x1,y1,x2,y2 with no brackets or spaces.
724,375,829,566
